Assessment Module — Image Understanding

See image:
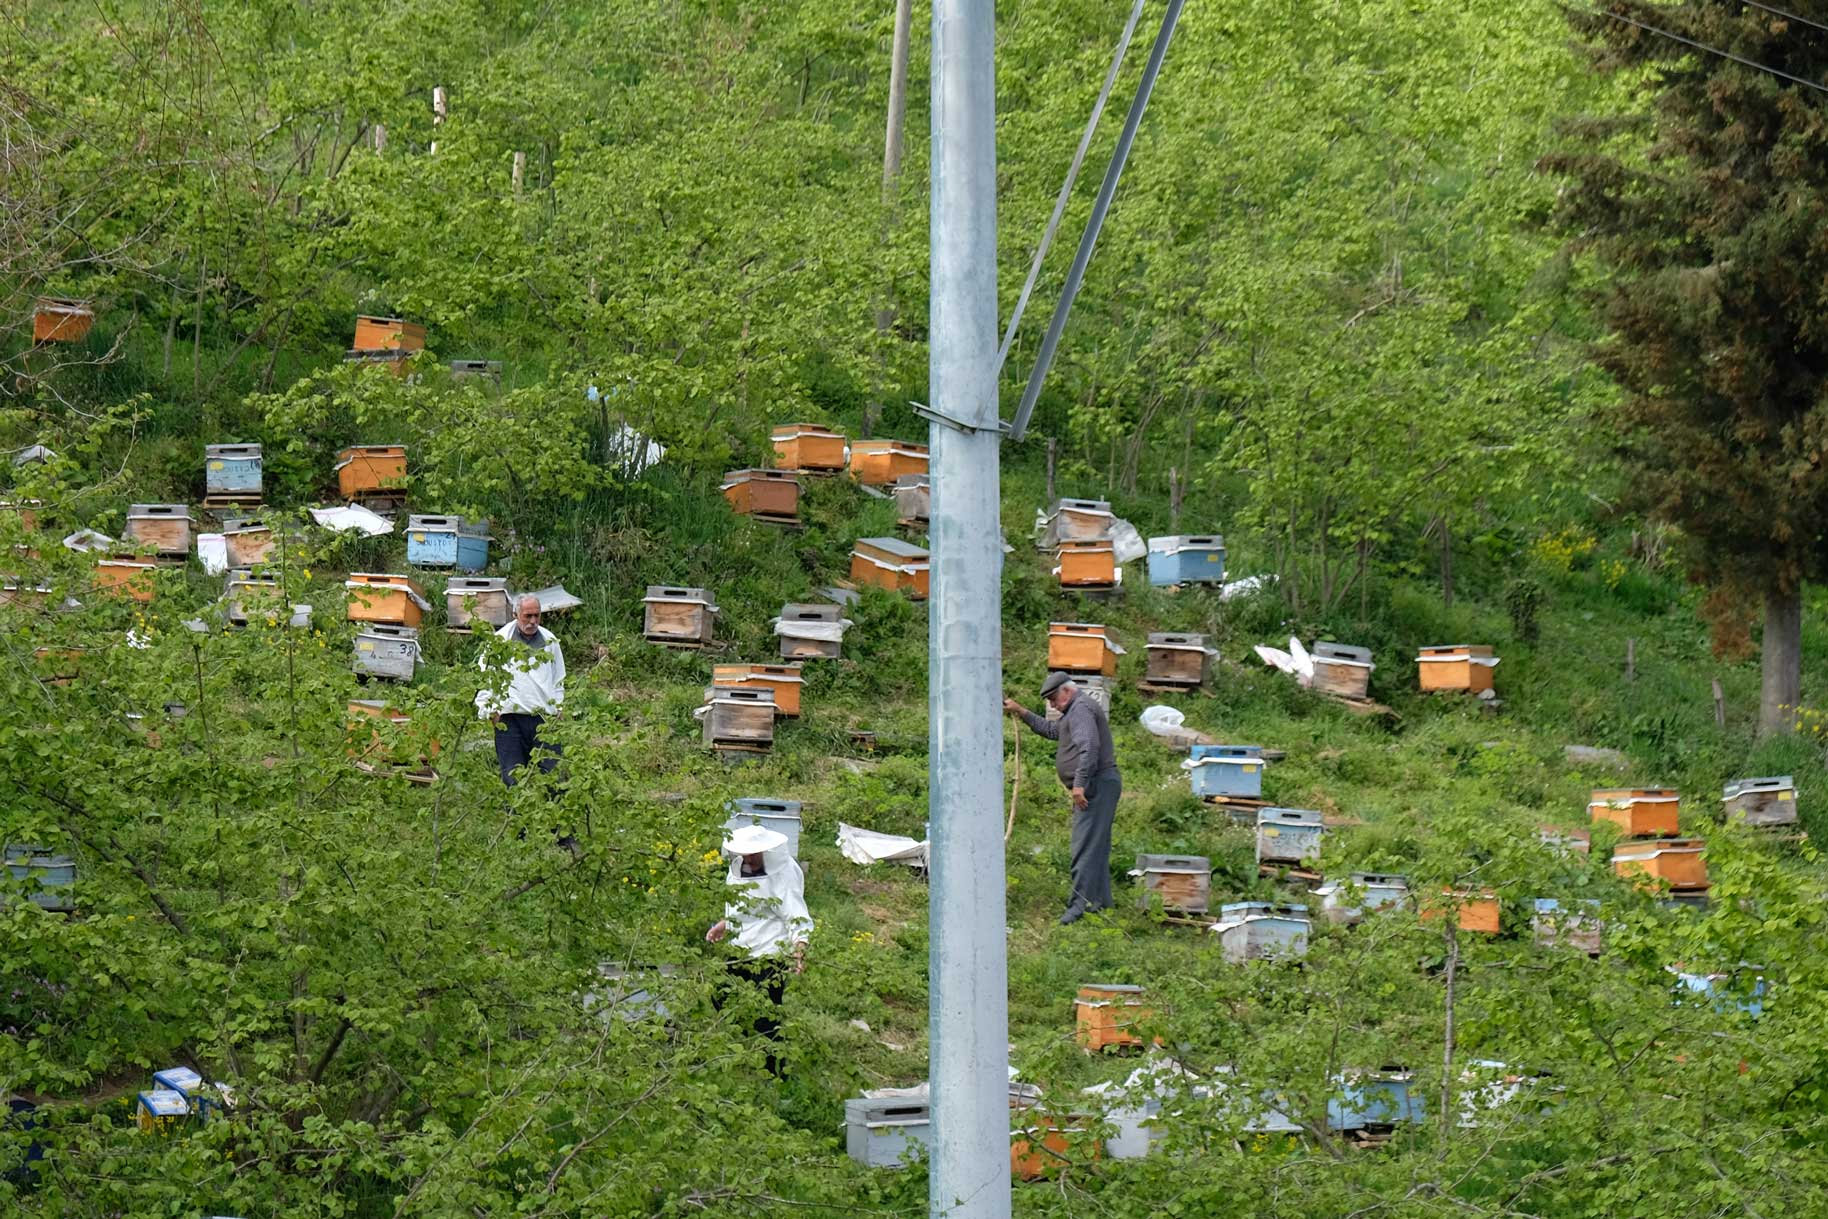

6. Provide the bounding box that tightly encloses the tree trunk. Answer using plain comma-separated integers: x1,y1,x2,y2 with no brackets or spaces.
882,0,912,194
1758,583,1802,738
1440,516,1454,608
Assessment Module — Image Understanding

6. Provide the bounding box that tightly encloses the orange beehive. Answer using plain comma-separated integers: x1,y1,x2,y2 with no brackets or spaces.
770,424,847,473
850,536,929,599
33,299,94,344
352,315,426,352
1589,788,1680,838
0,501,43,531
1416,644,1496,693
721,469,801,519
1613,838,1708,891
95,559,155,602
346,699,440,770
1056,539,1117,588
1010,1115,1100,1180
1074,983,1151,1052
32,647,83,686
336,445,408,498
221,520,275,568
848,439,929,486
1047,622,1123,677
712,662,805,718
1421,888,1501,935
345,573,428,627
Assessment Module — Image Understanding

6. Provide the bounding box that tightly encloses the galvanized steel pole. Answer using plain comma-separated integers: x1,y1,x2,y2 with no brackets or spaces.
928,1,1009,1217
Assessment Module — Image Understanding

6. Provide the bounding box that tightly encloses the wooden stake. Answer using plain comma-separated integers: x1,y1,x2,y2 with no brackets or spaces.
1004,720,1022,843
431,87,446,154
373,123,386,153
1713,677,1725,729
1045,437,1057,503
1169,466,1183,529
1625,638,1636,683
512,151,525,195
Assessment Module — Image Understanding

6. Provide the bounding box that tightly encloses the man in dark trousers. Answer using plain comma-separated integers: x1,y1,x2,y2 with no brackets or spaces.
475,594,566,788
1004,671,1121,924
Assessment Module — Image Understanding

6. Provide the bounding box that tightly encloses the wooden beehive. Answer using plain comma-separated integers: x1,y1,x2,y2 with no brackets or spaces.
1144,632,1212,688
345,573,429,628
771,423,847,473
406,515,490,571
643,586,717,647
346,698,439,771
1044,673,1111,721
1537,824,1593,856
776,602,844,660
1311,642,1373,700
701,686,777,749
713,662,804,718
850,536,929,599
204,444,263,499
1189,744,1265,799
1613,838,1707,891
1312,872,1410,925
894,473,930,526
849,439,929,486
95,558,155,602
1213,902,1312,963
1532,898,1602,955
1589,788,1680,838
1132,854,1210,914
32,647,83,686
345,348,415,378
1043,498,1114,546
221,518,275,568
353,624,420,681
1416,644,1496,693
335,445,408,498
1145,534,1226,586
352,315,426,352
1256,807,1323,867
1422,888,1501,935
1721,776,1797,827
4,843,75,912
0,579,52,610
224,570,280,625
445,576,511,633
1010,1114,1100,1180
0,500,43,532
449,359,501,382
722,468,801,521
1047,622,1123,677
33,299,93,344
123,504,193,557
1056,538,1117,588
1075,984,1152,1053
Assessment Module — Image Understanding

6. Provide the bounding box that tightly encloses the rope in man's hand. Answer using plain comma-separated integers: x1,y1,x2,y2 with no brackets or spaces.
1004,717,1021,843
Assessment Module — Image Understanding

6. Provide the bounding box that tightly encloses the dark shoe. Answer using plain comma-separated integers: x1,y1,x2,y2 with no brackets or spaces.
1059,906,1086,926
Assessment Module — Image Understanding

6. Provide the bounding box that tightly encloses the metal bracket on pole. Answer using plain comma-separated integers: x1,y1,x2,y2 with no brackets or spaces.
910,400,1010,437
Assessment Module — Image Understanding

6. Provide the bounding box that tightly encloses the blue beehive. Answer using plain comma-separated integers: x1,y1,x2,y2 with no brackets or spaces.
134,1089,190,1134
1188,745,1265,799
152,1066,202,1095
1256,808,1323,867
724,798,804,858
1212,902,1311,963
1328,1070,1423,1131
204,444,262,496
405,515,490,572
1146,535,1226,587
4,844,75,912
844,1096,932,1168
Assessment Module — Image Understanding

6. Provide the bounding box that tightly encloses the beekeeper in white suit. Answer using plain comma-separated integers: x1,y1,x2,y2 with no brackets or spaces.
706,823,811,1075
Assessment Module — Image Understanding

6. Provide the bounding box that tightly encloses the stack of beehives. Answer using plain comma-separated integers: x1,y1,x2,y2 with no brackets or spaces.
1594,788,1708,905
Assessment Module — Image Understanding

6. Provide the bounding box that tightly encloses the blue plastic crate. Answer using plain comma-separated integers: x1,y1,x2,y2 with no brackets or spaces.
1328,1071,1423,1131
406,515,490,572
204,445,262,495
1188,745,1264,799
1146,535,1226,586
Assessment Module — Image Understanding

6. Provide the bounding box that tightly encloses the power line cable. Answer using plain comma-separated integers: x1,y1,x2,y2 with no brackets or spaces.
1739,0,1828,37
1605,7,1828,94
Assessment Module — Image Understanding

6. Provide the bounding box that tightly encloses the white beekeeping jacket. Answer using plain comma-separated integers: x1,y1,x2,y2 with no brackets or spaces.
724,847,813,960
474,622,566,718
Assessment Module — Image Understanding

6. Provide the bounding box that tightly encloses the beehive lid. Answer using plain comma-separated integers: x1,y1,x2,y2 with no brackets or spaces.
1217,901,1308,920
153,1066,204,1093
1056,538,1115,552
1259,807,1323,828
35,298,92,317
1133,853,1208,874
449,359,501,372
645,585,713,604
446,577,508,593
854,438,927,453
1722,776,1794,800
1532,898,1599,914
1052,498,1112,515
707,686,777,706
716,664,804,684
1591,788,1678,803
205,444,261,458
137,1089,190,1117
1079,982,1145,997
1313,642,1372,665
772,423,842,439
1613,838,1704,860
1189,744,1264,761
780,602,841,620
721,468,798,487
4,844,73,869
730,797,804,815
1147,534,1223,553
894,472,930,489
334,443,406,468
220,518,270,535
855,536,929,561
356,623,420,642
1147,632,1212,651
127,503,192,520
1417,643,1494,658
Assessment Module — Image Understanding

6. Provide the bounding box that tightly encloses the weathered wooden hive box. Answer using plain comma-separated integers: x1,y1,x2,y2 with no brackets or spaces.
849,439,929,486
1145,534,1225,586
1532,898,1602,954
1311,642,1373,700
701,686,777,749
221,518,275,568
1144,632,1213,687
1256,807,1323,867
1612,838,1707,891
724,798,805,858
1055,538,1117,587
845,1095,932,1168
1187,744,1265,799
352,314,426,352
222,569,279,625
1588,788,1680,838
1042,498,1114,547
335,445,407,498
1047,622,1123,676
1328,1070,1422,1131
894,473,930,525
345,573,429,628
95,557,156,602
4,844,75,913
449,359,501,382
32,647,83,686
1537,824,1592,856
1132,853,1210,914
0,500,43,531
721,468,801,520
33,298,94,344
406,515,489,571
445,577,511,633
850,536,929,599
1721,776,1797,827
1213,902,1311,963
775,601,843,659
1313,872,1409,925
643,585,718,647
584,962,681,1025
1044,673,1111,721
771,423,847,473
124,504,193,557
1416,643,1496,693
713,662,804,718
1422,888,1502,935
1075,983,1150,1052
346,699,439,768
353,623,420,681
204,444,263,497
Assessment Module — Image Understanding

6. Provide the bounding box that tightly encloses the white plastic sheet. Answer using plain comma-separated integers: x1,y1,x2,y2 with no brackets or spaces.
309,503,394,536
196,533,229,576
836,822,929,868
773,617,852,643
1109,518,1146,565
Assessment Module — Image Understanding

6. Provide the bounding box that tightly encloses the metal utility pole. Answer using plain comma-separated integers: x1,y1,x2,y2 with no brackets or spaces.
927,0,1009,1217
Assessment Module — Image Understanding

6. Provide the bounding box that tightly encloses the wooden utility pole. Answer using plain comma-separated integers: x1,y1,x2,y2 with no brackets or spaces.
1713,678,1726,729
512,151,525,195
373,124,386,153
883,0,913,192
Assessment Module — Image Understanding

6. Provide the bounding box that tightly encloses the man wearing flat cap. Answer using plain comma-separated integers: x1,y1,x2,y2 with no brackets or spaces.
1004,671,1121,924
